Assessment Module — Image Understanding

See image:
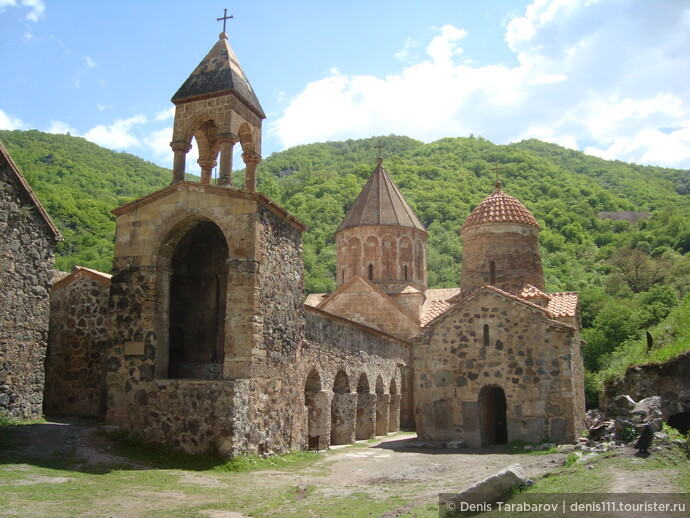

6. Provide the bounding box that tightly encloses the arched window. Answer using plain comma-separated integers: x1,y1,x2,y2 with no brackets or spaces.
404,265,408,281
483,324,490,347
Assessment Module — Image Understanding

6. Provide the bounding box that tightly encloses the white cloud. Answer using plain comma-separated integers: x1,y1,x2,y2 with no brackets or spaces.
83,115,147,149
271,0,690,168
0,109,27,130
145,127,173,164
46,120,78,135
154,107,175,122
0,0,45,21
83,56,97,69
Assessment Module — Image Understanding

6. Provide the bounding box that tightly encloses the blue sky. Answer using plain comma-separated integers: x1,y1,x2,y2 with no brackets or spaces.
1,0,689,175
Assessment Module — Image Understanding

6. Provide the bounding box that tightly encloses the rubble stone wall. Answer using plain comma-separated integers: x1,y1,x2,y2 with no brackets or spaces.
602,350,690,418
0,159,56,419
45,273,110,417
414,290,585,446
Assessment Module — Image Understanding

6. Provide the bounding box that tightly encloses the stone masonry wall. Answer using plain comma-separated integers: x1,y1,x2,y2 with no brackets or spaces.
45,272,110,418
319,278,420,341
233,204,306,455
460,224,544,295
300,307,409,448
414,290,583,446
0,158,56,419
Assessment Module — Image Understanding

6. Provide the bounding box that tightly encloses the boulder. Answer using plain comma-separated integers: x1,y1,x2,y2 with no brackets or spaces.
446,464,526,510
609,395,636,416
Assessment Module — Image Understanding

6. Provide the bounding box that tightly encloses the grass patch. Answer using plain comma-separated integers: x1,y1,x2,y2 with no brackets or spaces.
503,440,558,455
105,428,323,473
212,450,322,473
0,415,46,427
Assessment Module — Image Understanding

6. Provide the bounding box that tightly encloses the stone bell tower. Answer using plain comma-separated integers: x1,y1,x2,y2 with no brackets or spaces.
169,24,265,190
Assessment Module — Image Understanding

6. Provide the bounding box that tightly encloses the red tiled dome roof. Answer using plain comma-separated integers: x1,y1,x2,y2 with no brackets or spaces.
461,182,540,232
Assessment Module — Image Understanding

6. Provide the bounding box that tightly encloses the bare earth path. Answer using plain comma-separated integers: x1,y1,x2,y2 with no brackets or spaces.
1,420,687,517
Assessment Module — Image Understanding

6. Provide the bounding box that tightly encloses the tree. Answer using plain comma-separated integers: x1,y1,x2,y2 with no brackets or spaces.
608,247,666,293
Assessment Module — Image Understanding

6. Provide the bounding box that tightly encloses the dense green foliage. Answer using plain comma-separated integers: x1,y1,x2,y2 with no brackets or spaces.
0,130,171,272
3,130,689,401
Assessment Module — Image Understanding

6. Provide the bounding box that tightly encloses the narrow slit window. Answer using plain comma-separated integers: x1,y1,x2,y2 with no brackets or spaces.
490,261,496,285
368,263,374,280
404,265,408,281
483,324,490,347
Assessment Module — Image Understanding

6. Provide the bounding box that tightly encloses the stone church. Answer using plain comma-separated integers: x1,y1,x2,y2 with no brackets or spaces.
43,27,585,454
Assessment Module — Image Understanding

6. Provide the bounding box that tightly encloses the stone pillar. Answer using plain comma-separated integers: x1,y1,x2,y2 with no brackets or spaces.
197,158,217,185
356,393,377,440
170,140,191,184
217,136,238,187
306,390,333,447
330,392,356,445
376,394,391,436
388,394,401,432
242,152,262,192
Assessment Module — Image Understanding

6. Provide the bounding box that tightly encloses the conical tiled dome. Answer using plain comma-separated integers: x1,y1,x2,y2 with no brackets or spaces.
461,182,539,232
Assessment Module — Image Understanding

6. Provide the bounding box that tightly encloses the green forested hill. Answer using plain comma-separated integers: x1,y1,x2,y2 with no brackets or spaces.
0,129,171,272
3,130,690,399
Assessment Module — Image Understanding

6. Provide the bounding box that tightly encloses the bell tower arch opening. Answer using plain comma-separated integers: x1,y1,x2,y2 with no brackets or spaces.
168,220,228,380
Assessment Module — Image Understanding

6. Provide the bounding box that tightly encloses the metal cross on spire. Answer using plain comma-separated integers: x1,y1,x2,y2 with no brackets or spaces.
374,140,385,158
217,8,233,34
491,164,504,192
491,164,504,182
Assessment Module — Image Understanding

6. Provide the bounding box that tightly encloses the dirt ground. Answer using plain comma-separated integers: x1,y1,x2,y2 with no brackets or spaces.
1,420,687,517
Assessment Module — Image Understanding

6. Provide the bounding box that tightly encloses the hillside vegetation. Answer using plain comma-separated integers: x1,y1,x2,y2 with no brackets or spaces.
2,130,689,400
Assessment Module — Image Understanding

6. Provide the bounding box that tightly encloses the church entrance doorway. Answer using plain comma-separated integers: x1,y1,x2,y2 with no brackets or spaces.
481,386,507,445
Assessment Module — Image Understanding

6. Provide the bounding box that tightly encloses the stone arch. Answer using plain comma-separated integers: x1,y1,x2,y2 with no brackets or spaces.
415,239,425,285
399,236,413,280
388,378,400,433
237,122,256,156
355,373,375,440
480,385,508,445
375,375,389,436
364,236,379,280
331,370,355,445
337,240,349,284
382,235,397,280
166,219,228,380
304,369,329,448
347,237,362,280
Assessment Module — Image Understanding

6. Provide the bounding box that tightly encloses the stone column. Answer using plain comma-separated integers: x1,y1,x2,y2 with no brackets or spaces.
242,152,262,192
170,140,191,184
376,394,391,436
197,158,217,186
330,392,357,445
356,393,377,440
217,135,238,188
388,394,401,432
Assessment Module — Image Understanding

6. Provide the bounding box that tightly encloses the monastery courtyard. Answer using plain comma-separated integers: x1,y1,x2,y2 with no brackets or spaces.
0,419,572,517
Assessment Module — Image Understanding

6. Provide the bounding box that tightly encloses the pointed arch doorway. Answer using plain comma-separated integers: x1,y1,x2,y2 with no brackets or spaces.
481,386,508,445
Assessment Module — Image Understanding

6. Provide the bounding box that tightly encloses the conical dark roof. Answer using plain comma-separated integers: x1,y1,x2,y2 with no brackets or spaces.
337,158,426,233
172,33,265,119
